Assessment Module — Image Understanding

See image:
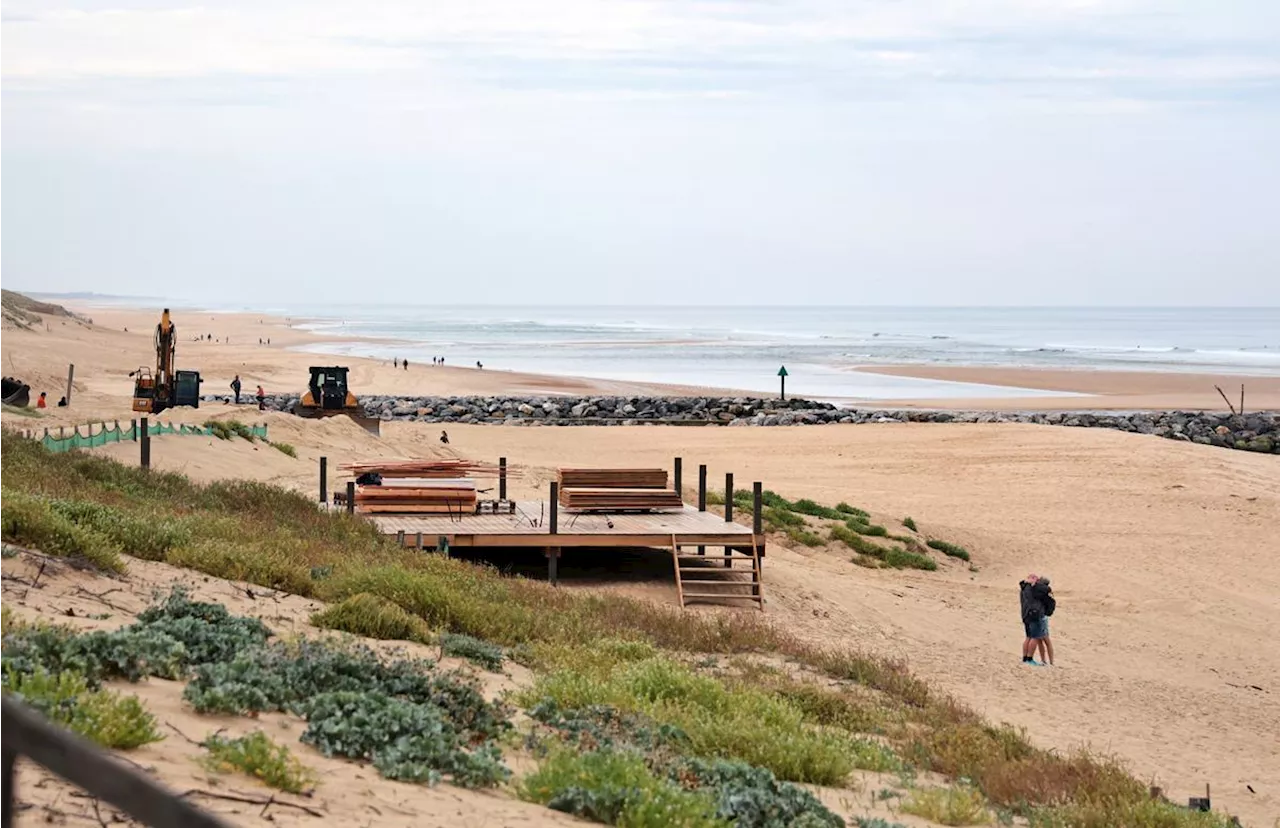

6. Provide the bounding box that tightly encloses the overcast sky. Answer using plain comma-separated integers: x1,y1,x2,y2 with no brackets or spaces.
3,0,1278,306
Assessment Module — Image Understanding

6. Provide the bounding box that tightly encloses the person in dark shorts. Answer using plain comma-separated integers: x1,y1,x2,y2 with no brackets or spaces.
231,375,242,404
1020,574,1047,665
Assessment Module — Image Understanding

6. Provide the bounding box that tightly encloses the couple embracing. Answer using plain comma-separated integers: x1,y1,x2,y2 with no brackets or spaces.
1020,574,1055,666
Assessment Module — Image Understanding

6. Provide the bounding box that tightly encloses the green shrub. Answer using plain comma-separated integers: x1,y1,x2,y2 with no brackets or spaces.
168,539,315,596
668,757,845,828
854,819,906,828
901,786,992,825
3,669,163,750
835,502,870,520
762,507,806,529
441,632,505,671
47,499,192,562
846,520,889,537
1026,797,1238,828
311,593,433,643
829,526,937,571
785,527,825,547
0,489,125,572
524,656,855,785
521,748,727,828
300,690,509,788
882,548,938,571
269,441,297,458
202,731,316,794
790,499,846,520
927,539,971,561
205,419,255,442
902,517,918,532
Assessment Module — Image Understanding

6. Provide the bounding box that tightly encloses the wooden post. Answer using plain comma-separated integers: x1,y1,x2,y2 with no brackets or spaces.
396,530,405,546
415,531,423,550
346,481,355,515
697,464,707,556
139,417,150,469
130,419,137,441
753,481,763,573
65,364,75,404
499,457,507,501
674,457,683,501
319,456,328,503
3,743,15,828
548,483,560,585
724,472,734,568
550,482,559,534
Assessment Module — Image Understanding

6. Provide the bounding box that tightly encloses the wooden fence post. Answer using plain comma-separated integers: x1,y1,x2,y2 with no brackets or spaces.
65,364,75,405
346,481,355,515
674,457,683,501
140,417,151,469
319,456,328,504
499,457,507,501
698,464,707,555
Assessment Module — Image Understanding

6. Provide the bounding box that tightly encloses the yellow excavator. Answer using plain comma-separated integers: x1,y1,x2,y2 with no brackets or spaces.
295,366,381,435
131,308,203,414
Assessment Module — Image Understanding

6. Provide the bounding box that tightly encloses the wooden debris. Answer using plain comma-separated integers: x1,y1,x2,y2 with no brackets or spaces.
340,459,500,478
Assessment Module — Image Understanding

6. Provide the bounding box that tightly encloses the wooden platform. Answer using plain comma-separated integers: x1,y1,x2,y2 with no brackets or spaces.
372,503,764,553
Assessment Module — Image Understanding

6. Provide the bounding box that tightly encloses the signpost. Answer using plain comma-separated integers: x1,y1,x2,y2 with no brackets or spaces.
777,365,788,400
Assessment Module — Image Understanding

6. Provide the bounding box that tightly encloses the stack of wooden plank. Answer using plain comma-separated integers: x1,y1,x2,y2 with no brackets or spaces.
557,468,680,511
354,478,477,514
558,487,683,512
557,468,668,489
342,459,500,479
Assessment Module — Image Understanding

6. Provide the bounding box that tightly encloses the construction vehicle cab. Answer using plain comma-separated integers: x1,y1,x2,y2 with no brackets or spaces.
297,366,380,434
307,367,355,410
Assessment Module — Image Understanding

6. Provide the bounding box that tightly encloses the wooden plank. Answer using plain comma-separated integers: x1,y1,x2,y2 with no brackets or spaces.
2,698,232,828
558,468,668,489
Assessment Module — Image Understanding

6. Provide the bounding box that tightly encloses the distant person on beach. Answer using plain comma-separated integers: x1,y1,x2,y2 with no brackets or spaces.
231,375,242,404
256,384,266,411
1019,574,1055,665
476,361,483,369
394,358,399,368
403,358,409,370
36,392,47,409
57,397,67,407
440,430,449,445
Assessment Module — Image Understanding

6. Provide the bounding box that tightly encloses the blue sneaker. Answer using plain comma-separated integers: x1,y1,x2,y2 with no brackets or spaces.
1024,659,1042,666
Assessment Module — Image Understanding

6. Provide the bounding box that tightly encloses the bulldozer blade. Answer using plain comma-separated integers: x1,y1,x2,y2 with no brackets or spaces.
295,408,381,437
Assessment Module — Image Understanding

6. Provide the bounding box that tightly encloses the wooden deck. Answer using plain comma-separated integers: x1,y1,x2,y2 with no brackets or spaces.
371,503,764,552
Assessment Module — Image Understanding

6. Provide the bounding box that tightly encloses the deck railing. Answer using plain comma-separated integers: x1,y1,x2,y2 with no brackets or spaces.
1,697,229,828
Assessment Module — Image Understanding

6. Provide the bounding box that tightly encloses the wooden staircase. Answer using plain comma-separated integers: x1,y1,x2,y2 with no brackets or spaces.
670,534,764,610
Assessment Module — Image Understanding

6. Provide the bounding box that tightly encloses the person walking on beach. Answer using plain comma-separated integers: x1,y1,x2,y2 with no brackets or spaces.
403,358,409,370
1020,574,1049,665
394,358,398,368
230,375,242,405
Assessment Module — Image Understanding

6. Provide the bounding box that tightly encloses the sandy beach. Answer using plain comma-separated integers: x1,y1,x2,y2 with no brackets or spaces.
861,364,1280,412
3,300,1279,825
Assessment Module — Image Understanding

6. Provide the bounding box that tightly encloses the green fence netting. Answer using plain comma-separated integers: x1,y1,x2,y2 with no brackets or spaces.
22,422,269,454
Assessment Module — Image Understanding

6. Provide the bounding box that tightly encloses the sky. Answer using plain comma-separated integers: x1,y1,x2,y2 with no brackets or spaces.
2,0,1279,306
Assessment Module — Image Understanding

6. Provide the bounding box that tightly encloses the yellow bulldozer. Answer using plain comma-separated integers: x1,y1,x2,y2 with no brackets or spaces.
131,308,202,414
295,366,380,435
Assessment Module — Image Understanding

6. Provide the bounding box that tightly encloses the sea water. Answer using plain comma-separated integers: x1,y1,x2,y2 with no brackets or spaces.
218,304,1280,400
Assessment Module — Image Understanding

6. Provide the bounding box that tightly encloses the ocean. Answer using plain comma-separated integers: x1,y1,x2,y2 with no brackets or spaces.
257,305,1280,400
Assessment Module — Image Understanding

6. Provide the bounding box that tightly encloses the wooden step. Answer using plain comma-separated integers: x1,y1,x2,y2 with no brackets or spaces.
681,592,763,601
